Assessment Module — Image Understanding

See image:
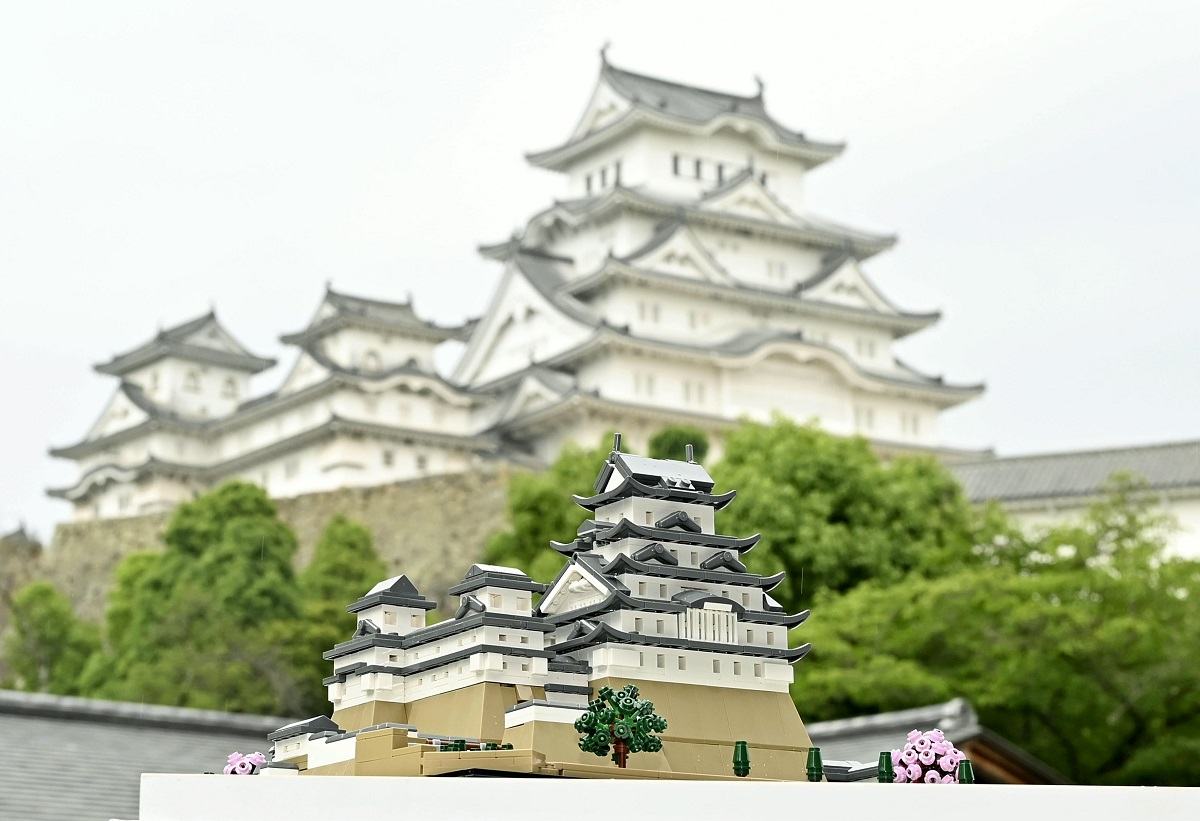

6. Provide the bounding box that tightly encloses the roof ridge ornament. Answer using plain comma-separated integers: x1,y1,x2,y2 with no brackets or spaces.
754,74,765,99
599,41,611,65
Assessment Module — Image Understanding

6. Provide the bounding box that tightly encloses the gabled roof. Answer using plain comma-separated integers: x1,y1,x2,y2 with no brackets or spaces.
950,439,1200,504
281,286,466,346
596,450,716,493
526,58,844,171
446,563,547,597
495,185,897,260
94,311,275,376
346,575,437,614
572,475,738,512
598,552,784,590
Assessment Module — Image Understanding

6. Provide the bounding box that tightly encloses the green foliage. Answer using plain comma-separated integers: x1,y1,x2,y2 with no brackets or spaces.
575,684,667,766
648,425,709,463
294,515,388,715
797,479,1200,786
1,581,99,694
482,437,612,584
717,417,990,611
81,482,307,715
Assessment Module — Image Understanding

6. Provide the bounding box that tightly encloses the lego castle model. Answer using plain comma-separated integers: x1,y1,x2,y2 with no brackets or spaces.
266,436,814,779
49,53,982,523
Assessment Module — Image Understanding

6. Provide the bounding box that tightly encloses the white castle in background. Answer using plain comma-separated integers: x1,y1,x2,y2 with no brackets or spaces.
50,55,983,521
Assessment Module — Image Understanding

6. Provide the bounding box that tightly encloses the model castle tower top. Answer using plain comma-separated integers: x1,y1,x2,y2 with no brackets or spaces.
269,434,818,780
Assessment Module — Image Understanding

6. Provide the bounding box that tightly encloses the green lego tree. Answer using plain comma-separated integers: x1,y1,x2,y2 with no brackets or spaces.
574,684,667,768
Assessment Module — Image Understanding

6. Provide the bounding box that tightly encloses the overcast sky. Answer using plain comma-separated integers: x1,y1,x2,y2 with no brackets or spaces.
3,1,1198,539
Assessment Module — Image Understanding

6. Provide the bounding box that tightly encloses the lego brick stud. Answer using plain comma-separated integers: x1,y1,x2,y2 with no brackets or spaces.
877,752,894,783
612,432,623,452
806,746,823,782
685,443,695,463
957,759,975,784
733,740,750,778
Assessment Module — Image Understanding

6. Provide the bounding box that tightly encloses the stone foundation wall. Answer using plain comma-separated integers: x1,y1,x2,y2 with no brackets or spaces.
38,468,517,623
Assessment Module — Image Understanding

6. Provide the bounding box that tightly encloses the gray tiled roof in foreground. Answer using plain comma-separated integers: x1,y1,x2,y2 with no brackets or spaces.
0,689,292,821
950,439,1200,503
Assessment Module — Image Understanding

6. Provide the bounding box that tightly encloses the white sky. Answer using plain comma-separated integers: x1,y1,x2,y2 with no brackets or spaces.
3,1,1199,539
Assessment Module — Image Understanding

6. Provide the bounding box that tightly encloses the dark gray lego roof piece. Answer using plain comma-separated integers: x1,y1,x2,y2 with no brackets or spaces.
267,715,340,743
597,552,784,590
346,575,438,614
700,550,747,573
630,542,679,565
446,566,548,597
323,611,555,661
588,518,760,553
324,644,555,683
572,476,738,511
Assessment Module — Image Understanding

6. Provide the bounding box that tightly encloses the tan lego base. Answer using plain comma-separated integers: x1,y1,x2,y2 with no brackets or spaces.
331,682,545,739
312,677,815,780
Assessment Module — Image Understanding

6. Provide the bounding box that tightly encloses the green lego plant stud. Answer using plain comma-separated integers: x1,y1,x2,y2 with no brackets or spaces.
574,684,668,769
957,759,975,784
733,740,751,778
806,746,823,782
878,751,895,783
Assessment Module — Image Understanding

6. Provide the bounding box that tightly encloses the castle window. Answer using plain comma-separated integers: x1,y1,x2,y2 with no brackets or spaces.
658,584,667,598
614,160,622,185
585,174,593,194
657,654,665,669
716,164,725,184
745,628,753,643
656,620,664,634
638,582,647,596
645,511,653,524
634,617,643,633
694,158,702,179
712,659,721,674
498,633,507,642
388,654,399,662
410,614,421,627
221,377,237,398
284,460,298,479
490,594,502,608
741,592,750,607
416,454,428,471
519,635,529,644
678,656,686,671
766,632,775,646
599,167,607,188
520,662,529,672
854,405,875,431
672,154,680,175
734,661,742,676
759,172,768,186
754,663,764,677
184,370,201,393
517,597,529,611
384,611,395,625
638,652,645,666
382,450,394,467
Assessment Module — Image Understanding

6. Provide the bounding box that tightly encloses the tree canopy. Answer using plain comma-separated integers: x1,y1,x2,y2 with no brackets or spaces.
79,482,306,714
648,425,710,463
1,581,98,695
294,515,388,714
719,418,996,611
797,478,1200,785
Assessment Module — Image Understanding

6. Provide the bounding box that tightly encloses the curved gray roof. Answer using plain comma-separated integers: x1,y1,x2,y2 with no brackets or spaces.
527,59,844,169
281,287,464,346
951,439,1200,503
94,311,275,376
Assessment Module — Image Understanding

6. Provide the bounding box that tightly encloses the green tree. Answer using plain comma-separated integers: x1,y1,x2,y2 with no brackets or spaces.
294,515,387,714
796,479,1200,786
1,581,99,694
575,684,667,768
81,482,306,715
482,438,612,584
648,425,710,463
717,417,993,611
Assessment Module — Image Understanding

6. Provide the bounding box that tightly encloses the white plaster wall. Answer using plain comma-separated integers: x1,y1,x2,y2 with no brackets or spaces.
573,642,793,692
318,327,439,373
1008,494,1200,560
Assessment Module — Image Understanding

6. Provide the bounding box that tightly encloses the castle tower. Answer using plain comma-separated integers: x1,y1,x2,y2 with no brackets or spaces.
533,434,816,778
456,55,983,461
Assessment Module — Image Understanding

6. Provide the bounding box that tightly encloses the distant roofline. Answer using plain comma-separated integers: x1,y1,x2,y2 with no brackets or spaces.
526,58,845,171
0,688,291,736
954,436,1200,467
93,311,275,376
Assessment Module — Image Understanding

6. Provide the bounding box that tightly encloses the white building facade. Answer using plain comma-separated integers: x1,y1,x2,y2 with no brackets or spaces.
49,57,982,521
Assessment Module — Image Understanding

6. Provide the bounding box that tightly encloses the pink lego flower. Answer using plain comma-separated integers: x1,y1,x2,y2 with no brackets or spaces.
901,748,918,765
942,775,956,784
891,729,967,784
895,767,909,783
906,763,922,781
918,749,936,766
906,729,923,743
223,751,267,775
914,736,932,752
924,769,943,784
928,729,946,743
891,749,902,767
939,754,957,773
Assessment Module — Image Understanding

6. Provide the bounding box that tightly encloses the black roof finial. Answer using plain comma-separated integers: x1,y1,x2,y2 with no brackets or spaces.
754,74,765,98
685,443,695,463
600,41,611,65
612,432,623,453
